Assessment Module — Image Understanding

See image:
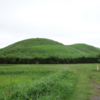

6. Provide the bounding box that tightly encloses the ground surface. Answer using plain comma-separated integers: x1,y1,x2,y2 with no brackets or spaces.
0,64,100,100
66,64,100,100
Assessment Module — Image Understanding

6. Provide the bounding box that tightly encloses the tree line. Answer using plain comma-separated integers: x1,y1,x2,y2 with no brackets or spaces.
0,57,100,64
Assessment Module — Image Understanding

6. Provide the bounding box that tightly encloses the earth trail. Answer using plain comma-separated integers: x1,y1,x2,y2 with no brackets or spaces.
91,82,100,100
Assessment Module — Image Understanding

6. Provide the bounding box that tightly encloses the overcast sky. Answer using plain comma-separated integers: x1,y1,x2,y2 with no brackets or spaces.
0,0,100,48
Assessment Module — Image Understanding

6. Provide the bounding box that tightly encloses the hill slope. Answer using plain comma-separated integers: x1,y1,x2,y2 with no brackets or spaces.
67,43,100,56
0,38,100,59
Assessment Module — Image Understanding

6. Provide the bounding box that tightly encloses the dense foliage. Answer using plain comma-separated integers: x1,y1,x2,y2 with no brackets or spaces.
0,57,100,64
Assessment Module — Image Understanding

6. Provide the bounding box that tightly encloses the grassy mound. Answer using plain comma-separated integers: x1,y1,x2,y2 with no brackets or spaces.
0,38,100,59
67,43,100,55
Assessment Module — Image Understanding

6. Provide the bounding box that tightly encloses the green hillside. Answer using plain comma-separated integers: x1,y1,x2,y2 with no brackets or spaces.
0,38,100,59
67,43,100,55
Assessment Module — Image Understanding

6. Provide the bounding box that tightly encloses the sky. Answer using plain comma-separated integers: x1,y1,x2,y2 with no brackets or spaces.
0,0,100,48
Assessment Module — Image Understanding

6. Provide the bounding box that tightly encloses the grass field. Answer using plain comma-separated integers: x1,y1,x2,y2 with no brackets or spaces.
0,64,100,100
0,64,77,100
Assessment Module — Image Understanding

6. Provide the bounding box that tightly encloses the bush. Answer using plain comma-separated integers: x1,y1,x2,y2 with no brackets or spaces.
0,57,99,64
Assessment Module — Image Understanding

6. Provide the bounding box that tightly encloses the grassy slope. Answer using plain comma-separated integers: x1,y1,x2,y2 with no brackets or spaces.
0,38,100,58
67,43,100,56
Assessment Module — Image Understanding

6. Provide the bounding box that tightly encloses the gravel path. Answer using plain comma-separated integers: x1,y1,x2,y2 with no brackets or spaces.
91,82,100,100
91,96,100,100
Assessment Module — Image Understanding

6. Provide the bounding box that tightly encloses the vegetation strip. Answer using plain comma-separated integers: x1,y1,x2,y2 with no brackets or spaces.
0,66,77,100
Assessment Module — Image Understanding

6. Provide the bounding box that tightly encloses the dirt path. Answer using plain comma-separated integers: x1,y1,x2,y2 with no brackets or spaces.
91,82,100,100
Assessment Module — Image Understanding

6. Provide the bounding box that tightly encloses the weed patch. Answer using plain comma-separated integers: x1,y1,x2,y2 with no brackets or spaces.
0,69,77,100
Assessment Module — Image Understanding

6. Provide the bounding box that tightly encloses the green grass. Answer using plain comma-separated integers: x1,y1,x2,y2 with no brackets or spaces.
67,64,100,100
0,38,100,58
0,64,77,100
67,43,100,55
0,65,60,87
0,64,100,100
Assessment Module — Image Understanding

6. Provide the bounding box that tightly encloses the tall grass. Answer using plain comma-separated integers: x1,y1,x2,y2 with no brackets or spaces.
0,65,77,100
